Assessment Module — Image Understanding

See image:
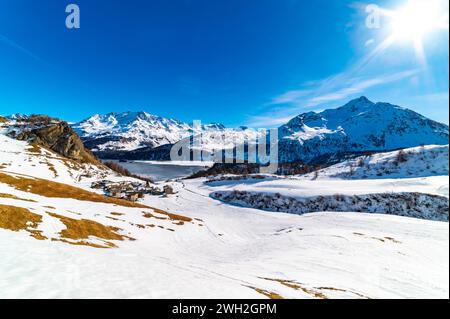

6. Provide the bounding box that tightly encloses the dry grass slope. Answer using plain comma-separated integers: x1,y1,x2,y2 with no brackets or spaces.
0,193,37,202
0,172,194,223
246,286,284,299
48,212,126,248
0,204,46,240
0,172,148,208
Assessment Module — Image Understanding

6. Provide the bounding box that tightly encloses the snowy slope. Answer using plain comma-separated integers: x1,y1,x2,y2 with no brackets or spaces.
278,96,449,163
1,175,448,298
0,121,448,298
300,144,449,180
0,126,139,187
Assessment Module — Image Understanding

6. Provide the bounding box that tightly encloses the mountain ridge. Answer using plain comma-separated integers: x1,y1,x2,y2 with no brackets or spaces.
277,96,449,163
72,111,229,151
6,96,449,164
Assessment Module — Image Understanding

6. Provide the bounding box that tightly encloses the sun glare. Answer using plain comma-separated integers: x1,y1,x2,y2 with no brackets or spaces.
390,0,448,41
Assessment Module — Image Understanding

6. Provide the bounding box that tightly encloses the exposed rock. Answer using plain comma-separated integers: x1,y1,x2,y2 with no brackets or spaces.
14,120,99,164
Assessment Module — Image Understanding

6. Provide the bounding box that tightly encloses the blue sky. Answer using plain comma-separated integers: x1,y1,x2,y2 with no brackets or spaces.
0,0,448,126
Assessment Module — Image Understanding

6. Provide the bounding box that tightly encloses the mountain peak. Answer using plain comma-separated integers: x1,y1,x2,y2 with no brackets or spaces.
339,96,374,110
278,97,449,163
355,96,371,103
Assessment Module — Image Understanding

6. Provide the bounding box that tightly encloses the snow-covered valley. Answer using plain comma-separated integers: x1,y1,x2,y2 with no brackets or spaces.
0,118,449,299
1,175,449,298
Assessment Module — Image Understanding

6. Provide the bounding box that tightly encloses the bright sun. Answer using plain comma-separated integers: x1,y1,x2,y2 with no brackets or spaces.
390,0,448,41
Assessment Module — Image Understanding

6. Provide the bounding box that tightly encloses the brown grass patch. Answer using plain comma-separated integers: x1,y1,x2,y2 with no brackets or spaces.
27,143,42,154
143,211,167,220
0,193,37,202
0,172,147,208
149,208,193,223
48,212,124,243
45,160,58,177
261,278,327,299
0,203,133,248
247,286,284,299
0,204,45,240
0,172,193,223
29,229,48,240
314,287,369,299
51,238,116,249
111,212,124,216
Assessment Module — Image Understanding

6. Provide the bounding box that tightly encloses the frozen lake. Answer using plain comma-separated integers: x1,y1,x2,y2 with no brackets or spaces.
106,160,213,182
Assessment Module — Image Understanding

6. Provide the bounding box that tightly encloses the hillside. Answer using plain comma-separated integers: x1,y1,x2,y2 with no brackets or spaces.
0,113,448,299
7,115,99,165
300,144,449,180
0,119,200,249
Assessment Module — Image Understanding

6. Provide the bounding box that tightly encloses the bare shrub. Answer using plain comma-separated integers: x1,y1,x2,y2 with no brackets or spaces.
395,149,408,164
348,164,355,176
103,161,153,183
357,157,365,167
312,170,319,180
104,161,132,176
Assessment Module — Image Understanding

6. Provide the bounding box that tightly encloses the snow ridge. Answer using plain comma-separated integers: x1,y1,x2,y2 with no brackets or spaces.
72,111,259,152
301,144,449,180
278,96,449,162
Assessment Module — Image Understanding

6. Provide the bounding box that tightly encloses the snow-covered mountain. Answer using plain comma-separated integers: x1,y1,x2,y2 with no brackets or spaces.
72,111,236,151
71,97,448,163
1,116,449,298
278,96,449,163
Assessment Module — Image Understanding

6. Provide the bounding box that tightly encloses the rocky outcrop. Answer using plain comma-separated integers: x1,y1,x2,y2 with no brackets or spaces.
14,121,99,164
